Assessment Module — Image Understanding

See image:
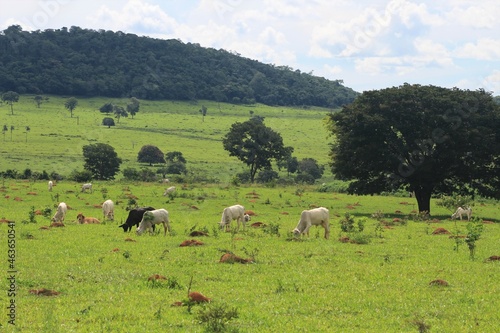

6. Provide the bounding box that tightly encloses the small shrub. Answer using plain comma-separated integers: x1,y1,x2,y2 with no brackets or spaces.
465,221,483,260
196,303,238,333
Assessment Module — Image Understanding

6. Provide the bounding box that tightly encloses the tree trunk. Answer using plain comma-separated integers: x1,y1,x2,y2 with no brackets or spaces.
414,187,433,214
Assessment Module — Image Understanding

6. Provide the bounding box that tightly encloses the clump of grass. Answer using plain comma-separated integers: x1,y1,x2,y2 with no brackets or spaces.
263,222,280,237
196,303,239,333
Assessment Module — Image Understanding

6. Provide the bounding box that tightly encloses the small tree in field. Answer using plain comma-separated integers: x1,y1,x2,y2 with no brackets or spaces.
82,143,122,180
138,145,166,166
65,97,78,117
2,91,19,115
102,117,115,128
127,97,140,119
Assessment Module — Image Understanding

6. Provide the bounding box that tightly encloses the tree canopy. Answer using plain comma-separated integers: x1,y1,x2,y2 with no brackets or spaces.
82,143,122,180
0,25,358,108
64,97,78,117
1,91,19,114
223,117,293,182
137,145,166,166
327,84,500,213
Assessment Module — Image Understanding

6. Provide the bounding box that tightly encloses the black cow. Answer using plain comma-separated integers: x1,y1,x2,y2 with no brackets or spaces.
119,207,156,232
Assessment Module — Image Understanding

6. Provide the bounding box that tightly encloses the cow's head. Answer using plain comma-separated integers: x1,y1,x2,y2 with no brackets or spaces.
76,213,85,224
292,228,301,236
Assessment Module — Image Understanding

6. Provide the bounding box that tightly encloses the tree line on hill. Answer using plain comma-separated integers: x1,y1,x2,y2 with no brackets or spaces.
0,25,358,108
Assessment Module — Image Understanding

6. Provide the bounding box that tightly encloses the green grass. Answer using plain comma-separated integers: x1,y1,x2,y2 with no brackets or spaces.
1,180,499,332
0,95,333,182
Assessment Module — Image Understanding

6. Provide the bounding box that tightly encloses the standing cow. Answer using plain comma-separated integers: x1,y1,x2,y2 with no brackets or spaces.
293,207,330,239
52,202,68,223
163,186,176,196
136,209,171,236
48,180,53,191
119,207,155,232
102,199,114,221
81,183,92,193
219,204,246,231
451,206,472,221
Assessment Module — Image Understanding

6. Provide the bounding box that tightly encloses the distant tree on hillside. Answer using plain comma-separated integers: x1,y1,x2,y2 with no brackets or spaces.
127,97,140,118
2,125,7,141
2,91,19,115
99,102,114,114
65,97,78,117
82,143,122,180
199,105,207,122
298,158,324,180
34,95,47,108
102,117,115,128
278,156,299,176
113,105,128,123
165,151,187,175
138,145,166,166
222,117,293,183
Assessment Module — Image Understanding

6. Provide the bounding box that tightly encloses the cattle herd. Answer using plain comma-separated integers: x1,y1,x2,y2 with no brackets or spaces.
47,181,337,238
48,181,472,237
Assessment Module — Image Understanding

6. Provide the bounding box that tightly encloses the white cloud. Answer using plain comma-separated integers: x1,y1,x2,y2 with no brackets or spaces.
455,38,500,60
90,0,177,33
447,4,498,29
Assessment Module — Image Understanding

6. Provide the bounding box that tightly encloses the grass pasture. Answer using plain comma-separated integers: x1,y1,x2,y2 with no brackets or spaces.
0,96,333,182
1,180,499,332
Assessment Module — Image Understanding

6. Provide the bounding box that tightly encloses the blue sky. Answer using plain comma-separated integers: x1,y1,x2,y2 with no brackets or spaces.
2,0,499,95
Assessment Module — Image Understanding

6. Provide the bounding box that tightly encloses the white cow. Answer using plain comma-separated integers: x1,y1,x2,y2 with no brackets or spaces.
451,206,472,221
163,186,176,196
102,199,114,221
81,183,92,193
51,202,68,223
293,207,330,239
48,180,53,191
244,214,251,223
219,204,246,231
136,209,171,236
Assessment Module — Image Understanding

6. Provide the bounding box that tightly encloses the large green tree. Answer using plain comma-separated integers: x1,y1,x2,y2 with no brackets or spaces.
82,143,122,180
2,91,19,115
327,84,500,214
137,145,165,166
223,117,293,182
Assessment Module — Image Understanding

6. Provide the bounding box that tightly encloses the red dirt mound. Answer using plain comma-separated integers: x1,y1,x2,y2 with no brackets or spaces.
245,210,256,216
219,253,252,264
485,255,500,261
14,197,23,201
189,291,211,303
39,226,50,230
339,236,351,243
394,210,403,214
50,222,65,227
189,231,208,237
93,204,102,208
111,248,120,252
27,192,37,195
429,279,449,286
280,212,289,215
251,222,266,228
190,205,199,210
179,239,204,247
34,210,43,215
0,218,13,223
148,274,167,281
432,228,450,235
29,288,60,296
125,238,136,242
483,220,495,224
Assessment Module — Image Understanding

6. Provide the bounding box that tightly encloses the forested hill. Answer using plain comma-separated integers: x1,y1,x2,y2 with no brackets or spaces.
0,25,358,107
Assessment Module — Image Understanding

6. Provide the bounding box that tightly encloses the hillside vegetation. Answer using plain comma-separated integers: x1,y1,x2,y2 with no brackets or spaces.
0,25,358,107
0,95,334,183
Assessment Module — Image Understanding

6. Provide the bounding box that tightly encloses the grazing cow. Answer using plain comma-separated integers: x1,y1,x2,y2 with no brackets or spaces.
161,178,169,183
219,204,246,231
163,186,176,196
244,214,251,223
102,199,114,221
136,209,171,236
48,180,53,191
293,207,330,239
451,206,472,221
76,213,100,224
119,207,155,232
81,183,92,193
51,202,68,223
